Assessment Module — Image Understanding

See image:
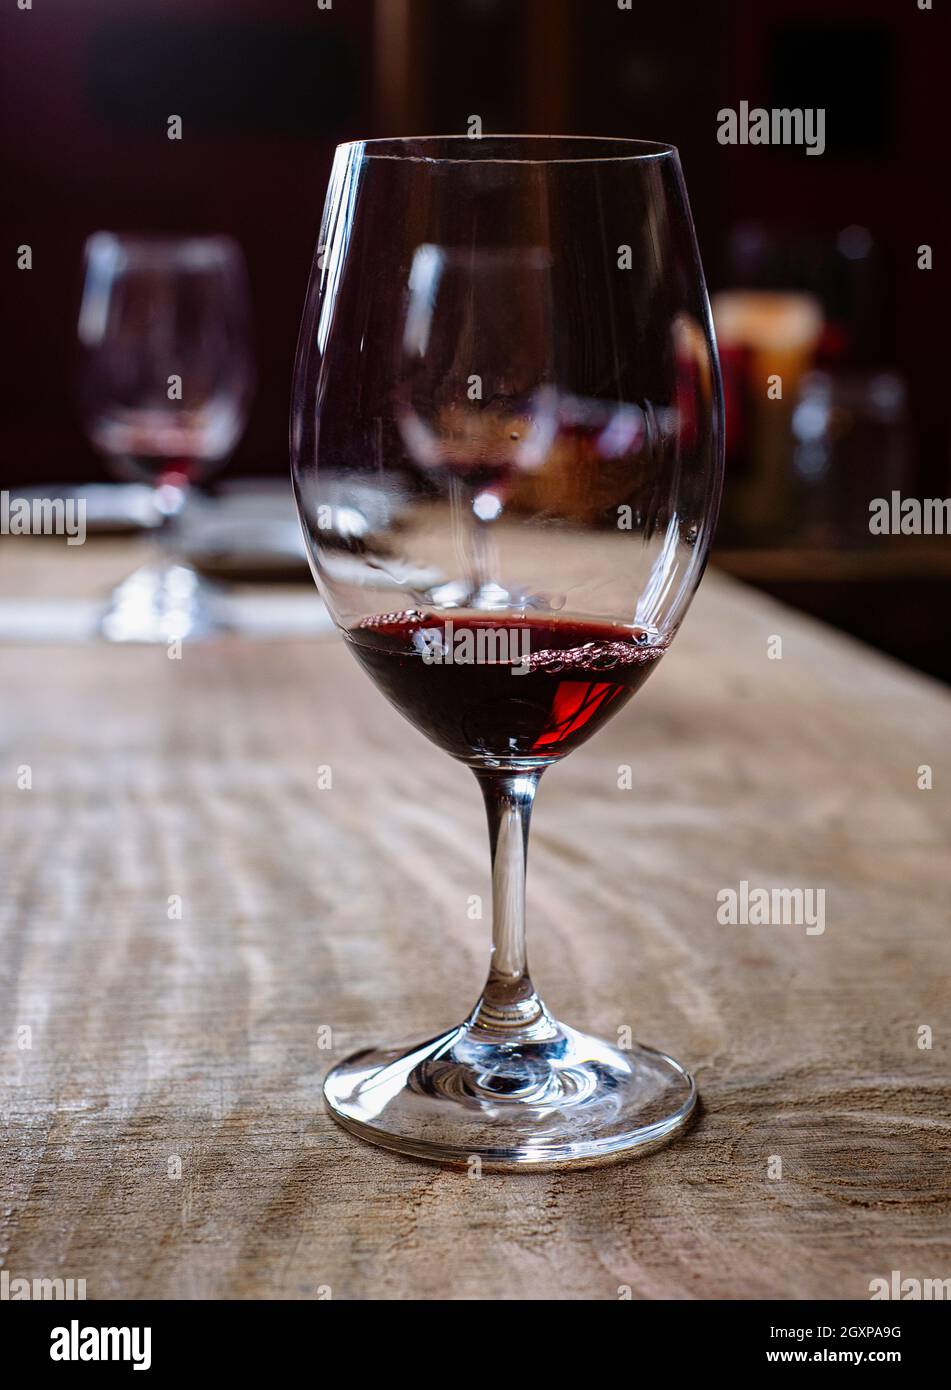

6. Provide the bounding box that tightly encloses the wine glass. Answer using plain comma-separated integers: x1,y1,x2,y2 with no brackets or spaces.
291,136,723,1169
77,233,255,641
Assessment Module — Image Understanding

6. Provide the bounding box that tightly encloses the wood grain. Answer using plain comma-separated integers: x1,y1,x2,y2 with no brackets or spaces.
1,545,950,1300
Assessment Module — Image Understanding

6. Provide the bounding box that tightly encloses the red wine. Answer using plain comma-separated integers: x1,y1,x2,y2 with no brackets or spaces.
346,611,665,766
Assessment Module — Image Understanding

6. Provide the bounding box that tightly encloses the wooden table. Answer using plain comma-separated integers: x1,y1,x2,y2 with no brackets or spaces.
2,539,950,1300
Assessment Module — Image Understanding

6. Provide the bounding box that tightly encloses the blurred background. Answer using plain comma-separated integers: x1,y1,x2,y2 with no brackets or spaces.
1,0,949,672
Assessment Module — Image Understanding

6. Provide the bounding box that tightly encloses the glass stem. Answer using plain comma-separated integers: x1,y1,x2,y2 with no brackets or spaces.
151,466,192,569
467,769,556,1043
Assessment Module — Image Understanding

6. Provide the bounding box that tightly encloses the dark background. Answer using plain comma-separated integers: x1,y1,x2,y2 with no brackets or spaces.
1,0,949,671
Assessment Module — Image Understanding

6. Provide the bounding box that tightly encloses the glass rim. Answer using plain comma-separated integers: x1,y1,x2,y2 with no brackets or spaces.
337,134,678,165
82,230,241,269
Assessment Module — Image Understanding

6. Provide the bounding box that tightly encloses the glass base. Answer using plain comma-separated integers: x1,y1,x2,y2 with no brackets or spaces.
100,562,229,643
323,1018,697,1170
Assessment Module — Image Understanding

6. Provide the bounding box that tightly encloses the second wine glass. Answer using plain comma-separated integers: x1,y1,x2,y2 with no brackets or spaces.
77,233,255,642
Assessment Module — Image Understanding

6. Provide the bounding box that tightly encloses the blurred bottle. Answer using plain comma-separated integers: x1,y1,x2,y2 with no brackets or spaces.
713,289,823,537
791,370,911,547
714,220,894,544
